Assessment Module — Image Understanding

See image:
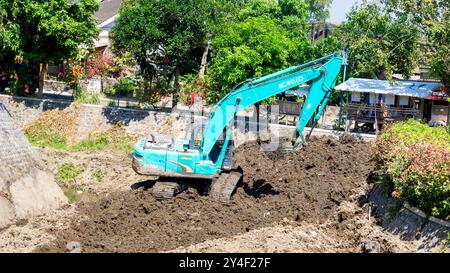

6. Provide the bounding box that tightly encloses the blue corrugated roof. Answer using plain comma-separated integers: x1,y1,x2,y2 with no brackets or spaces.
335,78,442,98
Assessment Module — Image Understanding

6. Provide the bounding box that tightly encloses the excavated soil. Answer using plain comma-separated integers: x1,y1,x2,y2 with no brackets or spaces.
35,136,383,253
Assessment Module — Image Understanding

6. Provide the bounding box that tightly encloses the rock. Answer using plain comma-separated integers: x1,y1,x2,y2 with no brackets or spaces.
362,241,381,253
0,196,15,229
10,169,67,220
66,241,82,253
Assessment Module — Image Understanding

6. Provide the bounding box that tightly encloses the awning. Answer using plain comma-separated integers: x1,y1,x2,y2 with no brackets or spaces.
335,78,442,99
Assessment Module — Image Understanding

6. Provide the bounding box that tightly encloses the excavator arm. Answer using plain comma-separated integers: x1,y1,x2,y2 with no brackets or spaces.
200,51,345,158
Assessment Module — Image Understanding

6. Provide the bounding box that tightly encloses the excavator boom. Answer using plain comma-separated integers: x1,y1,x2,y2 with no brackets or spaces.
200,51,344,156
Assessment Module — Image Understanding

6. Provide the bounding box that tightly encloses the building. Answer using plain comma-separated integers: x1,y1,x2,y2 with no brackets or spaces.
93,0,123,51
335,78,447,133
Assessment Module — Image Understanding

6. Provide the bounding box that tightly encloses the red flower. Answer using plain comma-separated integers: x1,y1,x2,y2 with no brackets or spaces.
1,77,6,81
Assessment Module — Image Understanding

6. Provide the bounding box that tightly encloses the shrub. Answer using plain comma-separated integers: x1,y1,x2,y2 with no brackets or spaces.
374,119,450,220
74,88,101,105
112,77,135,97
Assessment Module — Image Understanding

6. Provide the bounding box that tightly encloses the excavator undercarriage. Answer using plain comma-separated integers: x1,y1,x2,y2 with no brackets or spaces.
150,171,242,203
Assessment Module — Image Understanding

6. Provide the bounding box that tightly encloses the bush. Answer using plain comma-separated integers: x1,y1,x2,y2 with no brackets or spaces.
111,77,136,97
374,119,450,220
74,88,101,105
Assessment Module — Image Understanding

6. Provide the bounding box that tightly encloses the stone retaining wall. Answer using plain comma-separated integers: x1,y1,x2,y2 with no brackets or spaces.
0,94,375,147
369,184,450,251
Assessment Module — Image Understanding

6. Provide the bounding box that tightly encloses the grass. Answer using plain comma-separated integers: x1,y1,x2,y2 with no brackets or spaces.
74,88,102,105
57,163,85,184
440,232,450,253
387,199,403,222
93,170,107,183
25,125,136,154
57,163,85,204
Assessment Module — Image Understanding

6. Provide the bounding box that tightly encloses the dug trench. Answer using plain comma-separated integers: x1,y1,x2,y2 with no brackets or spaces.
35,136,413,253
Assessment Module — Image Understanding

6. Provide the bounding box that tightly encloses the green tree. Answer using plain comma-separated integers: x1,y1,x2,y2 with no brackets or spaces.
383,0,449,84
0,4,19,56
336,2,420,80
112,0,210,107
0,0,100,95
208,16,300,103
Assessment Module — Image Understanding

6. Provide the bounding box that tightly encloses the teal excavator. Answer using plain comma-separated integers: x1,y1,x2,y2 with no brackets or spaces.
133,51,346,202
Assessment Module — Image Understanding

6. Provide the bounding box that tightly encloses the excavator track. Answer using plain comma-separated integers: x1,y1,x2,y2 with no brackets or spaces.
153,182,188,200
209,171,242,204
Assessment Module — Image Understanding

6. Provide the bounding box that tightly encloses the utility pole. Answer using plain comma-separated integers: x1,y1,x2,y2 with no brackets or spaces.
338,48,349,130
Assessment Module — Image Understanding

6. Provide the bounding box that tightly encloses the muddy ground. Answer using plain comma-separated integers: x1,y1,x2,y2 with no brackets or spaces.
17,136,419,253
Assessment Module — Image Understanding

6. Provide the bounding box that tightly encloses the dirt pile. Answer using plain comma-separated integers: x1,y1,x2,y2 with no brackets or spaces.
37,136,377,253
24,107,80,146
0,102,67,230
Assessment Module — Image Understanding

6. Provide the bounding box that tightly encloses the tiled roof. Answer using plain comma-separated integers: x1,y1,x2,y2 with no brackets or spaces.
94,0,122,24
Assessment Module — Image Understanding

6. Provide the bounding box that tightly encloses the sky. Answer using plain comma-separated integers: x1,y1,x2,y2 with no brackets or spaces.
329,0,360,23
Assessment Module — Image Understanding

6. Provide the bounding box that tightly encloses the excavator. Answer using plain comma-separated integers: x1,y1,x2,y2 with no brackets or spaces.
132,50,346,202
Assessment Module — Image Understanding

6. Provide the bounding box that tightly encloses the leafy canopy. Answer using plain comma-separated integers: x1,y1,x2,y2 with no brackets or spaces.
0,0,99,64
336,2,420,80
112,0,210,74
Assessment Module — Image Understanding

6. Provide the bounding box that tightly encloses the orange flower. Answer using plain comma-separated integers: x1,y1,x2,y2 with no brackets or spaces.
391,191,400,198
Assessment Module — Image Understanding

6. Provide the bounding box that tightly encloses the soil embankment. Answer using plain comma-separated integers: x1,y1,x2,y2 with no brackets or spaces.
37,136,405,253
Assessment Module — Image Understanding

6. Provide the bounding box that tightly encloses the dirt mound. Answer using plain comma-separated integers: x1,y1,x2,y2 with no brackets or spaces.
24,107,80,146
37,136,375,253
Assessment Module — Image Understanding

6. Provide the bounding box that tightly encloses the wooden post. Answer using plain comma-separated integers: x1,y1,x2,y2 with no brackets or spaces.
375,96,379,136
256,103,260,141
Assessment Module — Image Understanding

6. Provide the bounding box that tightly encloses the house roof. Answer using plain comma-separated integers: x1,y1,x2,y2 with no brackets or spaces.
94,0,122,25
335,78,442,99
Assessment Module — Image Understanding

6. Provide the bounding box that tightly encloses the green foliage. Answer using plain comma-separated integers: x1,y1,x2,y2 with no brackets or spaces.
109,77,136,97
112,0,209,73
26,124,136,154
179,74,208,106
336,2,420,80
208,16,300,103
25,127,67,149
374,120,450,220
0,0,99,64
73,129,135,154
74,88,101,105
57,163,85,184
382,0,449,84
430,45,450,85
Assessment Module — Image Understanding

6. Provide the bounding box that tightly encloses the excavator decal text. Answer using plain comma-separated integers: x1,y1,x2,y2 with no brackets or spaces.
278,76,304,89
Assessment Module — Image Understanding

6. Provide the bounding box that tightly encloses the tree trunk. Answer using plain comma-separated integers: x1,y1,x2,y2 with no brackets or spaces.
310,0,315,44
172,66,180,109
38,63,48,96
199,34,212,80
